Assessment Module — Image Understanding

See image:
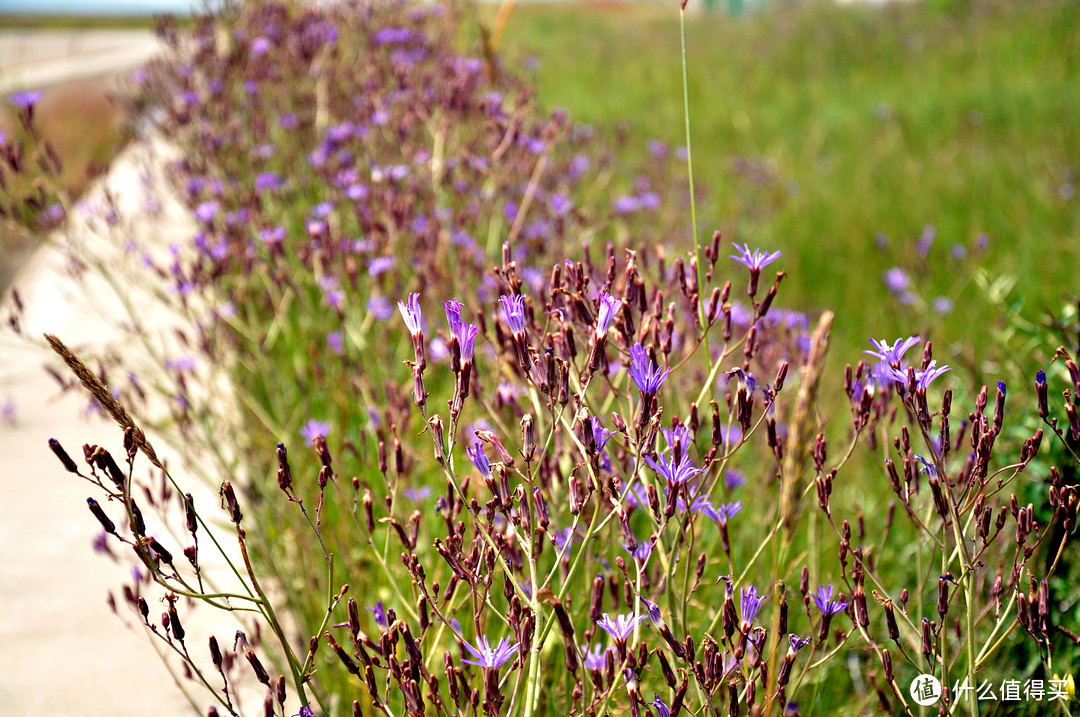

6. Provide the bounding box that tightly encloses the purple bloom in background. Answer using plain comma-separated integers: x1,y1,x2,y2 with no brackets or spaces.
0,398,16,426
251,36,272,57
467,443,491,476
550,193,573,216
729,243,782,271
254,172,282,192
950,243,968,260
368,296,393,320
812,585,848,616
327,331,344,355
740,585,765,625
647,140,668,158
398,293,422,335
367,600,389,630
725,469,746,490
595,291,623,337
623,540,652,562
302,419,330,445
9,90,42,108
404,487,432,502
462,636,518,670
644,452,701,486
916,225,935,258
293,705,315,717
932,296,954,315
194,201,220,223
883,267,910,294
612,195,640,214
627,343,671,394
596,613,647,642
865,336,921,367
584,645,609,670
499,294,527,334
649,695,671,717
591,417,614,452
552,528,575,553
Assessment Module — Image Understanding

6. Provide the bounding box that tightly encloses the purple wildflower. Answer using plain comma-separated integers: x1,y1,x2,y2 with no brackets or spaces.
367,600,389,630
254,172,282,192
397,293,422,335
293,705,315,717
194,201,220,223
9,90,42,108
595,291,623,337
584,645,609,670
591,417,614,452
811,585,848,616
443,298,465,336
663,424,693,460
499,294,527,334
725,469,746,490
916,225,935,258
865,336,921,367
623,540,652,562
328,331,344,355
462,636,519,670
788,634,811,653
467,443,491,476
404,487,432,502
886,360,951,391
740,585,765,625
932,296,954,315
644,452,701,486
596,613,647,642
729,243,782,271
627,343,671,394
302,419,330,445
883,267,910,294
369,256,395,276
649,695,671,717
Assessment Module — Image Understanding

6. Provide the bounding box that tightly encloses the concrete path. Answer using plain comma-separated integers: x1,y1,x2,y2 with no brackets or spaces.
0,29,158,93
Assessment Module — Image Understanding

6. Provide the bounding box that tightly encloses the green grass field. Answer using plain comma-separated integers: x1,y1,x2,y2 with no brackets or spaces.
493,0,1079,363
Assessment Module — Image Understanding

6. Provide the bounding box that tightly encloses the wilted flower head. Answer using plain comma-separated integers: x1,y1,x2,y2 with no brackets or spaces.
627,343,671,394
812,585,848,616
397,293,423,335
865,336,921,367
499,294,527,334
596,612,647,642
462,635,518,670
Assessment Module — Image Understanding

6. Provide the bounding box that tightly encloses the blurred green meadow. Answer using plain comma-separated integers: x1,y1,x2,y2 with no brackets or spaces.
492,0,1079,361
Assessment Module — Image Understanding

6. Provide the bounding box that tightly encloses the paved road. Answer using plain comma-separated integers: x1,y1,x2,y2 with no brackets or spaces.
0,29,158,93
